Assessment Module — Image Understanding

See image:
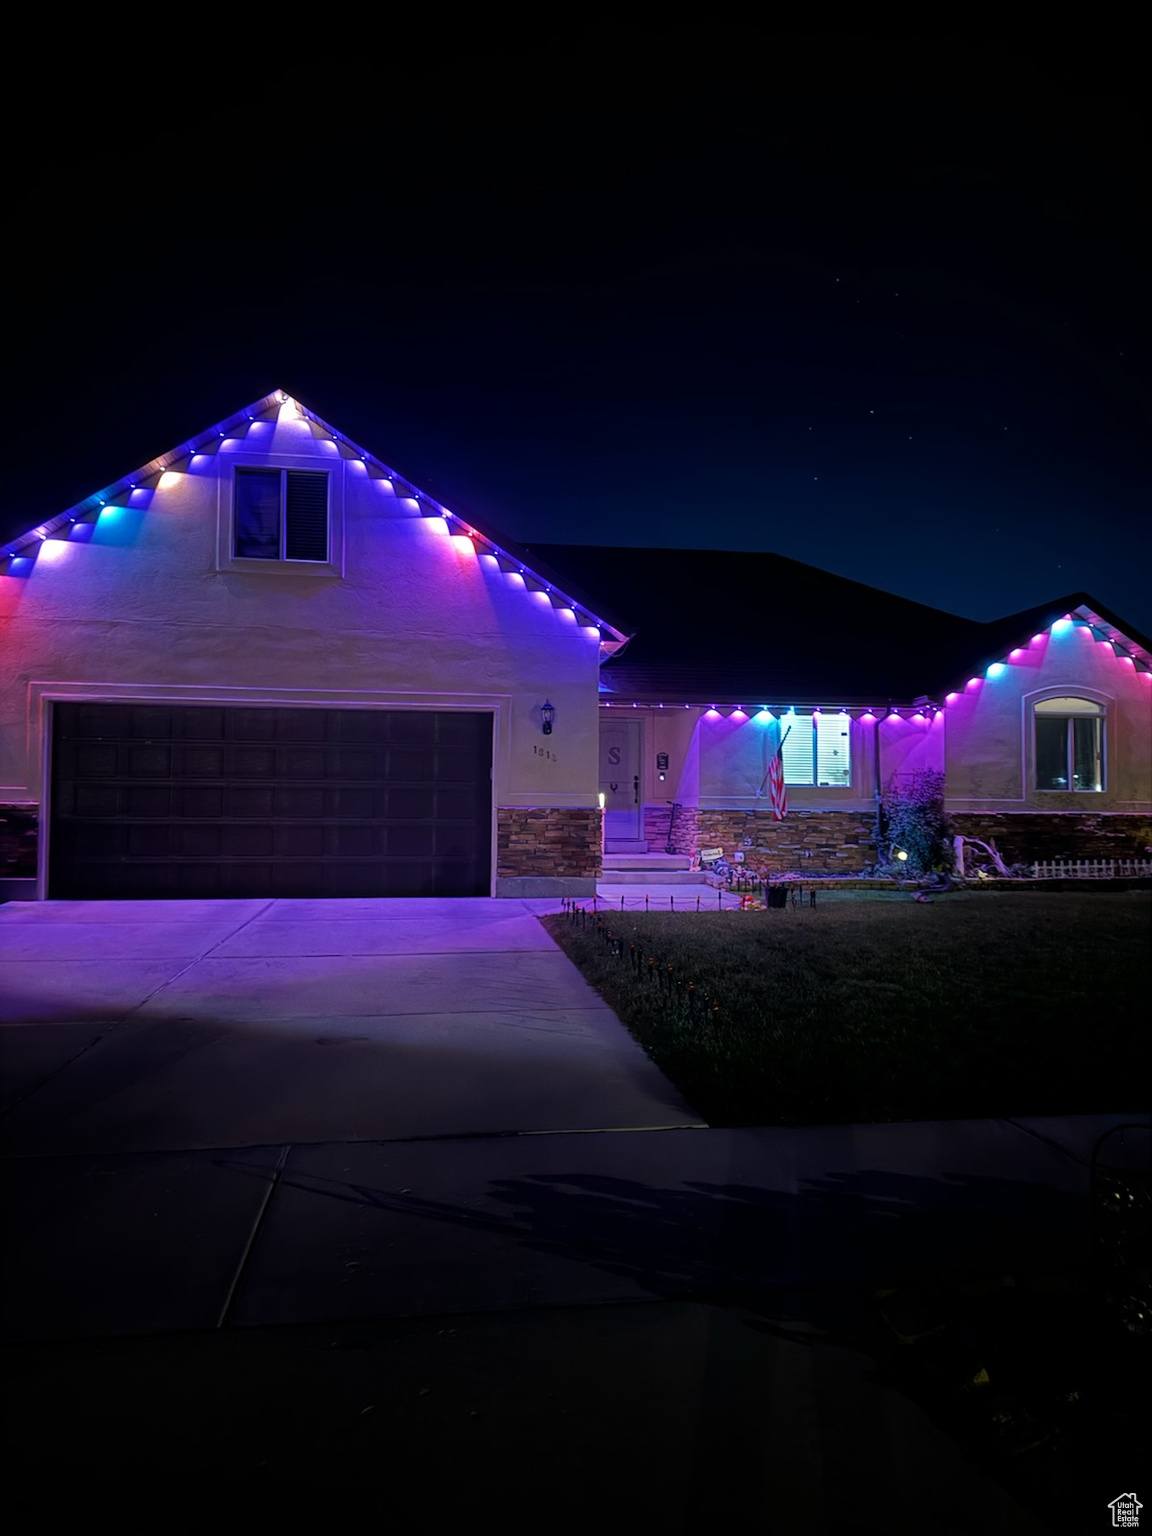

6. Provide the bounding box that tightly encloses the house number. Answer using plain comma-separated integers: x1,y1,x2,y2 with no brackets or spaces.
534,745,557,761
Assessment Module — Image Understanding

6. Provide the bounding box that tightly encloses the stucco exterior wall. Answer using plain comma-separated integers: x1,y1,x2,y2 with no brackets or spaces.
617,706,946,838
0,408,602,892
943,622,1152,812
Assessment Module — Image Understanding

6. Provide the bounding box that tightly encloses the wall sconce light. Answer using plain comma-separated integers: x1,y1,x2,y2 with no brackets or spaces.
893,847,910,862
541,700,555,735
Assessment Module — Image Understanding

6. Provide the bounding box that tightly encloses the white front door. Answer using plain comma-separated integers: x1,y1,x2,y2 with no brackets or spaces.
600,718,642,841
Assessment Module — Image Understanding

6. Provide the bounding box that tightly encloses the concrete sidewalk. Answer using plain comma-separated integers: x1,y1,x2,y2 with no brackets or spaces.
1,897,1144,1527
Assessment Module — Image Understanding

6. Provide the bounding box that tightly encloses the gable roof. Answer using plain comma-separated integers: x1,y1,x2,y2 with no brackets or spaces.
526,545,1152,704
525,544,977,704
0,391,633,654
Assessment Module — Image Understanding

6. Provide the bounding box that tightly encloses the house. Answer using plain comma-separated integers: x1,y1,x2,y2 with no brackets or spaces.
2,392,1149,900
524,544,1152,873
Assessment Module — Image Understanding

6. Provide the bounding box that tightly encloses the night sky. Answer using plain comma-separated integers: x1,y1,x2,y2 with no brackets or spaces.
8,34,1148,635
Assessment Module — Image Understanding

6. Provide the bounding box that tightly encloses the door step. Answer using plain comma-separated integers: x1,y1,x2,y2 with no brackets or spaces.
601,852,705,885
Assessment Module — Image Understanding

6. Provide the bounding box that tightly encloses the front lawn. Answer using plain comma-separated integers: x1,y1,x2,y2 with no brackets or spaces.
540,892,1150,1126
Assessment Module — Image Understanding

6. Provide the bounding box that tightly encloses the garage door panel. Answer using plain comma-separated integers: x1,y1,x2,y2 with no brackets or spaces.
74,702,125,737
274,786,325,818
232,746,277,777
435,787,480,820
226,786,275,818
76,745,119,777
127,825,172,858
331,787,373,818
231,710,278,741
279,711,327,742
175,706,225,740
386,713,436,745
128,705,173,738
387,747,437,779
437,745,488,781
384,787,435,820
179,747,225,777
178,825,223,857
127,745,172,777
280,748,326,779
176,787,224,818
50,703,492,899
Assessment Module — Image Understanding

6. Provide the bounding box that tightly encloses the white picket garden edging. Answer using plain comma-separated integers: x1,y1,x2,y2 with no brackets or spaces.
1030,858,1152,879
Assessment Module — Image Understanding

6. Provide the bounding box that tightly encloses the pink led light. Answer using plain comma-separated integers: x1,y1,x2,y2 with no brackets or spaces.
945,692,958,703
1010,648,1024,659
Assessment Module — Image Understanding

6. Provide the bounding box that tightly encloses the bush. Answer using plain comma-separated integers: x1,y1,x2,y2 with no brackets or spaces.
881,768,953,875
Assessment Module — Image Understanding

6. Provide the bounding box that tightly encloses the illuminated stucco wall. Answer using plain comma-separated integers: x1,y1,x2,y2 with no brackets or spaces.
0,407,602,815
944,620,1152,812
626,706,944,813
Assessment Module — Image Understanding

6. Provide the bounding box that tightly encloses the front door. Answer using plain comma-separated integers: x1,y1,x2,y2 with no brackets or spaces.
599,717,641,842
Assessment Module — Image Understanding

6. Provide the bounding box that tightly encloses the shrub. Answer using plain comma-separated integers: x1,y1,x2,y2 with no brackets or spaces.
881,768,953,875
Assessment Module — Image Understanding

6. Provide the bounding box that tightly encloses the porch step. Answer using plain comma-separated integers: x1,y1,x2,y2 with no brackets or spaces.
601,852,705,885
599,869,708,885
603,853,691,870
604,839,649,853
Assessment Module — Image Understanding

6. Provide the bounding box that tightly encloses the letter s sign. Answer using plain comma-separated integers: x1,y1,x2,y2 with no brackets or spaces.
608,747,621,765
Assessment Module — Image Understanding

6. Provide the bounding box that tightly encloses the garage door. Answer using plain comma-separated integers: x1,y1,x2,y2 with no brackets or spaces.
49,703,492,899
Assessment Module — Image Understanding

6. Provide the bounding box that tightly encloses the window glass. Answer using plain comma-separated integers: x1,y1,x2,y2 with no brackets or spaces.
780,713,814,785
1072,715,1102,791
1034,696,1103,715
1035,716,1068,789
816,714,851,787
235,471,281,559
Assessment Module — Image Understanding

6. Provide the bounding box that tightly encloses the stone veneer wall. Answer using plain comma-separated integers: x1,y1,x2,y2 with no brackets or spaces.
0,805,38,877
496,807,603,879
950,813,1152,863
671,807,877,872
643,803,697,856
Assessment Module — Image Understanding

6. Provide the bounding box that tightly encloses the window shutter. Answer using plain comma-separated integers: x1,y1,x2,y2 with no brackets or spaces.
780,713,814,784
284,472,329,561
816,714,851,786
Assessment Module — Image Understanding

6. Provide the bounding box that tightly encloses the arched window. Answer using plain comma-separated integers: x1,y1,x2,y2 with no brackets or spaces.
1033,696,1105,792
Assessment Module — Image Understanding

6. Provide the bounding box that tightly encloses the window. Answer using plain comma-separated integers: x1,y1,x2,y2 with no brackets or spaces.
1034,696,1105,791
779,711,852,787
234,469,329,562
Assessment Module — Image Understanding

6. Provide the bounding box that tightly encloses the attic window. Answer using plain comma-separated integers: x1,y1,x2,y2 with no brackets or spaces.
234,469,329,562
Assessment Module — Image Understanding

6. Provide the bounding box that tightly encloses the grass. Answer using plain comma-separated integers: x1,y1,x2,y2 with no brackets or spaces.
540,891,1151,1126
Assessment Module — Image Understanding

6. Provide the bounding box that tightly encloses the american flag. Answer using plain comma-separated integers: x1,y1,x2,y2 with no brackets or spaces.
767,727,789,820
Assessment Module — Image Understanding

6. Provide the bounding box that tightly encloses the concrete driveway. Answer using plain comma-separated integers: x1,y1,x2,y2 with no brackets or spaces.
0,897,701,1154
